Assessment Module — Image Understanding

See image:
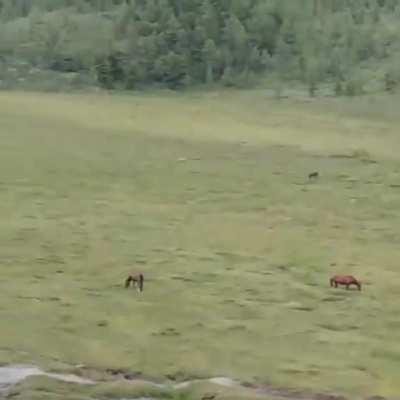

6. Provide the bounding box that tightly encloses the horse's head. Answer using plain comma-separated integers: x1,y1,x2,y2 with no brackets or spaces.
124,276,132,288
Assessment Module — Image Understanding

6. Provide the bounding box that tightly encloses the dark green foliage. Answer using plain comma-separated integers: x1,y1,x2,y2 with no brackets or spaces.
334,80,344,97
95,51,125,89
0,0,399,91
344,78,365,97
384,70,399,93
50,56,85,73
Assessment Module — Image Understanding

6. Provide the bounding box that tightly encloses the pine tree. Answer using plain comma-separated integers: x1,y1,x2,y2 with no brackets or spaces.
203,38,218,83
200,0,219,41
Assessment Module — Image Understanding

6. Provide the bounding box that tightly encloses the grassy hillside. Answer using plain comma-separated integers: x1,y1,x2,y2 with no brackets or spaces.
1,90,400,399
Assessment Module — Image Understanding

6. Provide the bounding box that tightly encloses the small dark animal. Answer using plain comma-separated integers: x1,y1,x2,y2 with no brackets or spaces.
330,275,361,291
308,171,319,180
125,273,144,292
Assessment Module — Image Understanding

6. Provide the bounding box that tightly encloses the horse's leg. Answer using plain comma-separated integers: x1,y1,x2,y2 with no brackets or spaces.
352,282,357,290
131,279,140,293
139,276,143,293
346,283,350,290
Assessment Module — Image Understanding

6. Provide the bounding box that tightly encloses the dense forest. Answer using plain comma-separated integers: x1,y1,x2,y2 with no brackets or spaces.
0,0,400,93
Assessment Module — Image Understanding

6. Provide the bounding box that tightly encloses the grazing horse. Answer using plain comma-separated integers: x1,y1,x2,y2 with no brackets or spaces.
308,171,319,180
330,275,361,290
125,273,144,292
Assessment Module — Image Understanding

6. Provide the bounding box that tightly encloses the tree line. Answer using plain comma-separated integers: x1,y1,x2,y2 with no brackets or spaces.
0,0,400,93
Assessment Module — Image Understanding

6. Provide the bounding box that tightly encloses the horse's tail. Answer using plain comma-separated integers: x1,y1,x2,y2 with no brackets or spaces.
329,277,335,287
357,280,362,290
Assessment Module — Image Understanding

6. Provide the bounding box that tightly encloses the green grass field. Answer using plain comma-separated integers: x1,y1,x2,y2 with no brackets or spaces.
1,89,400,399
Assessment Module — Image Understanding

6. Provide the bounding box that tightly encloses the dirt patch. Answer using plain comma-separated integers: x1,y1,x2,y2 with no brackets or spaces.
0,365,94,394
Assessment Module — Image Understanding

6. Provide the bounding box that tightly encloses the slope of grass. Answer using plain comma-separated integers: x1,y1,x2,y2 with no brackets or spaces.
1,90,400,398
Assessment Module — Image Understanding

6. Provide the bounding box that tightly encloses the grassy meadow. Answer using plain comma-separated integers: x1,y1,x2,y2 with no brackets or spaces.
1,89,400,399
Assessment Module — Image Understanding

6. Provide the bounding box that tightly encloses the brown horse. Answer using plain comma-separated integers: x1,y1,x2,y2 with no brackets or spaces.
330,275,361,290
125,273,144,292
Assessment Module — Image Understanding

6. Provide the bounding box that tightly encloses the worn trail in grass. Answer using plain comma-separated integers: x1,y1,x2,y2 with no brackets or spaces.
1,90,400,399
